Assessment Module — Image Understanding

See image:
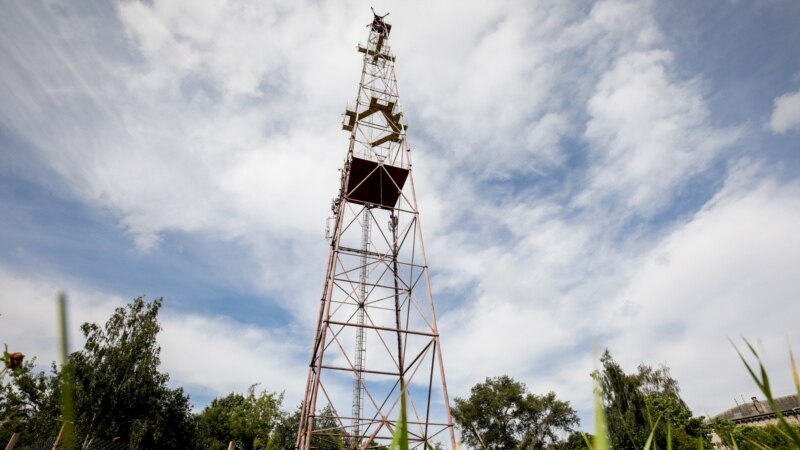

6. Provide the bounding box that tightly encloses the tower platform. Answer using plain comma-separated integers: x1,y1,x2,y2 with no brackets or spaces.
346,157,409,209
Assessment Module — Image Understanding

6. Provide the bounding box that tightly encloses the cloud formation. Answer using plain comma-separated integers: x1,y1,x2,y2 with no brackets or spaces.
769,89,800,134
1,0,799,426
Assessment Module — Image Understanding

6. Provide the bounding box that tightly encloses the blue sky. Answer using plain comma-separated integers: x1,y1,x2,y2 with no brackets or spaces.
2,0,800,434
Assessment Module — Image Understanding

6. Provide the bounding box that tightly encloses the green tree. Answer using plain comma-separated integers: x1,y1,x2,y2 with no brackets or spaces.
594,350,711,450
266,405,300,450
0,358,61,446
557,431,593,450
2,297,195,448
69,296,195,449
196,385,283,450
307,405,347,450
451,375,579,450
268,403,344,450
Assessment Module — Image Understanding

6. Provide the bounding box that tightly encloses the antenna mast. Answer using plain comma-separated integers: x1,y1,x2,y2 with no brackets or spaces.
297,11,456,450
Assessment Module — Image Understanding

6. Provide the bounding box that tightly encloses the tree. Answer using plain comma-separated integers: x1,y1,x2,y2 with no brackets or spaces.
2,297,195,448
0,358,61,446
451,375,579,450
594,350,711,450
196,385,283,450
557,431,592,450
69,297,195,449
312,405,348,450
266,405,300,450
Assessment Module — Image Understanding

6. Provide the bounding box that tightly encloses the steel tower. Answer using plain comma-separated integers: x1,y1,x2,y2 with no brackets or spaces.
297,11,456,450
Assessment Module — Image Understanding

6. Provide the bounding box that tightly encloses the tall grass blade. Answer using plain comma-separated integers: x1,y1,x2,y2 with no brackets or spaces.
732,338,766,393
641,419,660,450
667,421,672,450
731,338,800,448
744,438,773,450
790,346,800,402
592,374,609,450
57,292,75,450
389,380,409,450
581,432,593,450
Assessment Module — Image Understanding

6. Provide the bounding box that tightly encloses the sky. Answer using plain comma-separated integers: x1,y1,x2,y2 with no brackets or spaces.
1,0,800,434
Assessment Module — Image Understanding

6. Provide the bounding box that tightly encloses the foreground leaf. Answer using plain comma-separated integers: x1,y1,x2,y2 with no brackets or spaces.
390,380,409,450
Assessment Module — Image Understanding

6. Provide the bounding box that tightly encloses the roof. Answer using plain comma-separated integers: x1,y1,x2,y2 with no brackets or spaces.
715,395,800,422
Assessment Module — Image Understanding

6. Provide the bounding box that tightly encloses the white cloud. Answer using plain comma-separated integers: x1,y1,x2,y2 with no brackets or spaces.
602,164,800,414
0,265,306,407
580,49,739,214
0,266,126,369
159,312,307,404
768,88,800,134
433,161,800,420
0,1,350,320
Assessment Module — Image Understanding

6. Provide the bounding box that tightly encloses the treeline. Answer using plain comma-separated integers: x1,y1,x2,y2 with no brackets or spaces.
1,297,795,449
0,298,300,450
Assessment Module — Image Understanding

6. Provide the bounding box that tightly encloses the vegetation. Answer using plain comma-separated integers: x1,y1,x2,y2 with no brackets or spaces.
451,375,579,450
1,297,295,449
593,351,712,450
582,343,800,450
70,297,195,449
0,358,61,445
722,341,800,449
712,418,800,450
3,297,800,450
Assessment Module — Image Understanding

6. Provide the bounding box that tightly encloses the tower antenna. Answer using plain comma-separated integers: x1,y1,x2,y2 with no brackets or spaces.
297,12,456,450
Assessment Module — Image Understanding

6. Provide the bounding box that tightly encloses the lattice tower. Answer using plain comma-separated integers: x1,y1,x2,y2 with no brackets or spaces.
296,11,457,450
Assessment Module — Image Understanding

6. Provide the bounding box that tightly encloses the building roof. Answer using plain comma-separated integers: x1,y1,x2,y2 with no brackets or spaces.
715,395,800,422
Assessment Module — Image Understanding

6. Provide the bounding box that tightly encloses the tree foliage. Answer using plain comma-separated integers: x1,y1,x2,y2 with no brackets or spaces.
594,350,711,450
310,405,348,450
0,359,61,446
196,385,284,450
451,375,579,450
70,296,195,449
1,297,195,449
266,405,300,450
557,431,593,450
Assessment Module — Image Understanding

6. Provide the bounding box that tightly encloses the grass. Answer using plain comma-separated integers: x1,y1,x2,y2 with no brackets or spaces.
581,339,800,450
731,339,800,449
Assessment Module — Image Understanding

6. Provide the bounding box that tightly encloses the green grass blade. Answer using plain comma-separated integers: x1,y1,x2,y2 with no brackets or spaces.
790,346,800,402
592,376,609,450
641,418,661,450
730,434,739,450
731,338,800,448
744,438,773,450
581,432,593,450
667,421,672,450
731,338,766,393
389,380,409,450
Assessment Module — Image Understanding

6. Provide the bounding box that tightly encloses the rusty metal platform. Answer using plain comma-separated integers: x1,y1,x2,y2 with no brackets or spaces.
346,157,408,209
